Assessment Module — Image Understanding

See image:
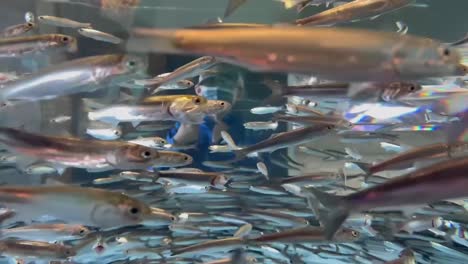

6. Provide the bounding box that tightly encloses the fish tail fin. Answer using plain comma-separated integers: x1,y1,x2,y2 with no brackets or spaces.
262,78,286,105
220,130,247,161
303,187,349,240
296,1,309,12
232,149,248,161
224,0,247,18
220,130,239,150
349,161,372,179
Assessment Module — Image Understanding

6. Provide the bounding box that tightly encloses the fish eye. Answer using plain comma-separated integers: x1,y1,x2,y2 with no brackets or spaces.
113,130,121,136
220,102,225,106
327,125,334,130
443,48,450,56
65,249,72,255
351,231,359,237
27,23,34,27
38,16,44,20
126,60,137,67
439,47,452,58
409,85,416,91
194,97,202,104
79,228,86,234
61,36,70,42
129,207,139,214
141,151,152,159
184,156,189,161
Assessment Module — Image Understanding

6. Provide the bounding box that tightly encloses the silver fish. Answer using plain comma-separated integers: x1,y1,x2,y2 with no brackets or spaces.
0,34,77,57
141,56,217,92
38,15,91,28
0,127,164,171
0,54,144,102
1,22,35,37
128,136,167,148
227,124,335,160
0,185,173,228
78,27,122,44
2,223,91,242
307,157,468,239
244,121,278,131
0,239,76,260
367,141,468,174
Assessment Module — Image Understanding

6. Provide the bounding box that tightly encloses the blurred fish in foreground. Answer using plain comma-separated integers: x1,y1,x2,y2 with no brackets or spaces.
128,27,462,82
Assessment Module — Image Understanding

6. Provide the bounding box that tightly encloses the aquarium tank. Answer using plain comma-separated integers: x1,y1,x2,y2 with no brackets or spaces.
0,0,466,263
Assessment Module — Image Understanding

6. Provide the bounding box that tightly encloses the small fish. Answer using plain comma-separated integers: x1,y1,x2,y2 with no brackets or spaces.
86,123,123,140
366,141,468,174
88,95,215,126
244,121,278,131
250,106,283,115
0,239,76,260
209,144,233,153
286,103,323,116
78,27,122,44
0,34,77,57
134,75,194,94
225,124,335,160
0,154,17,164
24,163,58,175
140,56,217,93
152,150,193,168
295,0,414,26
256,162,269,180
166,184,208,194
1,22,35,38
157,170,227,188
92,176,125,185
264,79,421,104
2,224,90,242
128,136,167,148
273,114,353,128
0,127,167,171
50,115,71,124
306,157,468,239
38,15,92,28
0,185,174,228
251,226,359,244
398,216,444,234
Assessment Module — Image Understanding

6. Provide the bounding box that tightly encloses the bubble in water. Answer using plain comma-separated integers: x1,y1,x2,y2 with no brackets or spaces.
25,12,35,23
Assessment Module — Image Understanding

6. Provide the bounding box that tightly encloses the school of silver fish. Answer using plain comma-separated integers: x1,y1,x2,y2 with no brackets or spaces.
0,0,466,264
